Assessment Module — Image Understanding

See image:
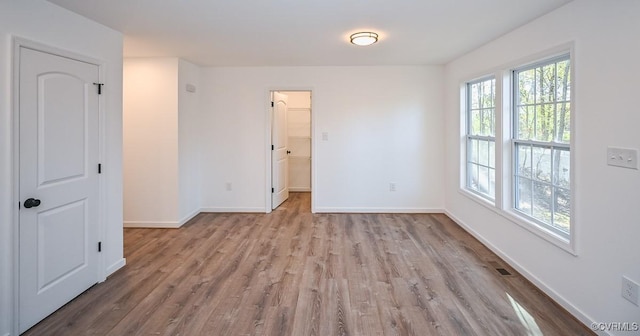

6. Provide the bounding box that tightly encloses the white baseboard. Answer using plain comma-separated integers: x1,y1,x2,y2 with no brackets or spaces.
123,220,182,228
124,208,201,228
123,207,264,228
106,258,126,277
200,207,266,213
314,207,444,213
443,210,600,334
179,208,200,226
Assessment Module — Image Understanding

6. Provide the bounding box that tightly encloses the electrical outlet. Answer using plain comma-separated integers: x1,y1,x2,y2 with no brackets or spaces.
622,276,639,306
607,147,638,169
389,182,396,192
225,182,232,191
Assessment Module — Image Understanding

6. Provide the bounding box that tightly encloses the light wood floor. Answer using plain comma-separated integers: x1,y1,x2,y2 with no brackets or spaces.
24,193,592,335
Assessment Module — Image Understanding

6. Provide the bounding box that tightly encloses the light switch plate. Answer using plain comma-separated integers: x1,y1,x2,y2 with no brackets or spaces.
622,276,639,306
607,147,638,169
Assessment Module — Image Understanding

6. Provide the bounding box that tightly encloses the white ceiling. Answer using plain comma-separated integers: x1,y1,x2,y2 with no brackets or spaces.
47,0,573,67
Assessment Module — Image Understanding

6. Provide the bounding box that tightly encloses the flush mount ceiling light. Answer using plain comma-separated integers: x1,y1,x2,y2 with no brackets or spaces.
350,32,378,46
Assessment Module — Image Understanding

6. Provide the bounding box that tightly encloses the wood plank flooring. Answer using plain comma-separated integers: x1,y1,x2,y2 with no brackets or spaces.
23,193,593,335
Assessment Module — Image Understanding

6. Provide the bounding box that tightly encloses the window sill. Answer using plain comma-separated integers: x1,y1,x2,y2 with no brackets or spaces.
458,188,577,256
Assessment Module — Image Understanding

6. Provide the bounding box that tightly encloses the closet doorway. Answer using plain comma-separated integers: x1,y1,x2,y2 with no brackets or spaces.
281,91,311,193
270,90,312,211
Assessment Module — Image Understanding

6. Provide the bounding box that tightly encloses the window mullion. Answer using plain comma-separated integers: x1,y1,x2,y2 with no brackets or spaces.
533,68,537,140
550,145,556,225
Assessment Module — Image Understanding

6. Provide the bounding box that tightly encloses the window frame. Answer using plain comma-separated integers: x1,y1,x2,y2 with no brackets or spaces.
511,54,572,240
458,45,576,255
465,77,497,202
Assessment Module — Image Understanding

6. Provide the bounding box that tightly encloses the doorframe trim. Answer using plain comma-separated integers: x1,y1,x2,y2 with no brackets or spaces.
265,88,316,213
11,37,107,334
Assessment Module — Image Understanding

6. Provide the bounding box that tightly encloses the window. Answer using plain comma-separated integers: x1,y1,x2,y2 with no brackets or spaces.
466,78,496,200
512,54,571,237
460,49,574,249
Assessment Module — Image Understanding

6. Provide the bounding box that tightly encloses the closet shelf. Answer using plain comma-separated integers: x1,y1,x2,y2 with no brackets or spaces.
289,155,311,160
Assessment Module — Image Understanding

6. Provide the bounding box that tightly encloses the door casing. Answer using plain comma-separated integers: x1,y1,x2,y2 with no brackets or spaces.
265,88,316,213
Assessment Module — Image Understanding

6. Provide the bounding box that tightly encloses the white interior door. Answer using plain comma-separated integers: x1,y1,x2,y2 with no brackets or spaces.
271,92,289,209
18,47,100,333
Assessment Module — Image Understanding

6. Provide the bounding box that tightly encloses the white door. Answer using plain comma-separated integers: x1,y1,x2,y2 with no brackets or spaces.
18,47,100,333
271,92,289,209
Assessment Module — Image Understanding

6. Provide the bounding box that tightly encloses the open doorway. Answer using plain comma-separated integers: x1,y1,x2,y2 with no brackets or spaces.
270,90,312,211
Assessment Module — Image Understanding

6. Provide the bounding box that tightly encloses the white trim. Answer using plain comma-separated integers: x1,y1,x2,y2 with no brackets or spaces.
458,188,575,255
200,207,266,213
459,188,496,209
96,50,108,282
11,37,109,335
126,206,442,218
444,210,598,334
11,36,21,336
123,208,200,228
310,91,317,214
265,91,273,213
123,221,182,228
105,258,126,278
289,187,311,192
495,69,507,213
568,42,579,257
179,208,200,226
314,207,444,214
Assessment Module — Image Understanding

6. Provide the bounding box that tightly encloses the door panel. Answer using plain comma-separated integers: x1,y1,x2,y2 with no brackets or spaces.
19,47,100,333
38,200,87,292
271,92,289,209
39,73,87,185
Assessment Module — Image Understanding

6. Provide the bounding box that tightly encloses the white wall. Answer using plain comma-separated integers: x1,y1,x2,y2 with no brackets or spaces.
199,66,444,213
124,58,179,225
0,1,124,335
178,59,202,222
443,0,640,333
123,57,201,227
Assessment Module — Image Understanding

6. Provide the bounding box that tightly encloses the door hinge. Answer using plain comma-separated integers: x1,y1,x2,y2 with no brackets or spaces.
93,83,104,95
271,145,274,150
98,241,102,252
98,163,102,174
271,101,274,107
271,188,274,193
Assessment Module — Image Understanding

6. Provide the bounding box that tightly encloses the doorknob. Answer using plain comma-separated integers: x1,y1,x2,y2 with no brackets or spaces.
23,198,41,209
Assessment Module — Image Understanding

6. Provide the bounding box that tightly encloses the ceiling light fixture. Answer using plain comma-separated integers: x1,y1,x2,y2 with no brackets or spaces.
350,32,378,46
